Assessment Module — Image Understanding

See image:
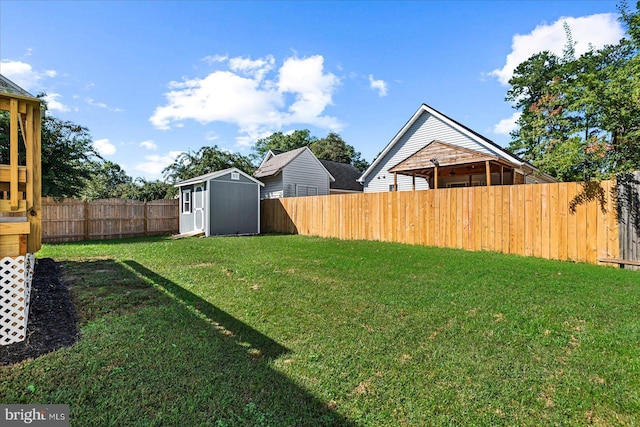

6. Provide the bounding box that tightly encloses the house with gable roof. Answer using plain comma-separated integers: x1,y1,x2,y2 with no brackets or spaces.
253,146,335,199
358,103,555,192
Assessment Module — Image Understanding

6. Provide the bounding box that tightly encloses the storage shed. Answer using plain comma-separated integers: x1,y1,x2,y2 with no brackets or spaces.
175,168,264,236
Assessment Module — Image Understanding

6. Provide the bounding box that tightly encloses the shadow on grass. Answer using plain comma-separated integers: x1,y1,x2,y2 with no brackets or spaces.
2,259,355,425
120,260,354,426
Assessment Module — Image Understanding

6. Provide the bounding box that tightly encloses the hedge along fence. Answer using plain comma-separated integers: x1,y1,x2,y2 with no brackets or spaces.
41,198,179,243
261,180,628,266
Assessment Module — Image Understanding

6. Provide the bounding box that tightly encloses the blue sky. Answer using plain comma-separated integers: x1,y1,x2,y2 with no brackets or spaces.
0,1,625,180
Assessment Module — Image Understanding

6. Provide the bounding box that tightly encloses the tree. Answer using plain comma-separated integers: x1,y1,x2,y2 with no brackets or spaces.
253,129,317,160
80,161,133,200
163,145,255,183
253,129,369,171
309,132,369,171
0,99,101,198
40,115,101,198
122,178,176,201
506,2,640,181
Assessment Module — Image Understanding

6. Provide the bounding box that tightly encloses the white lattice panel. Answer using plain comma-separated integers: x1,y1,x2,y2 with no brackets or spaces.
1,254,35,346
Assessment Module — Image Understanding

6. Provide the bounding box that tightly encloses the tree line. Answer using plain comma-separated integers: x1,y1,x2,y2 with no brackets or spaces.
0,111,368,201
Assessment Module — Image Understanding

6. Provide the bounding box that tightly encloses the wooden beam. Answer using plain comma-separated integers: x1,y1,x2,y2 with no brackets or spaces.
485,160,491,187
412,175,415,191
0,221,30,235
500,165,504,185
434,166,438,189
393,172,397,192
0,199,27,211
10,98,19,209
0,97,28,114
27,106,42,253
0,165,28,182
26,104,34,210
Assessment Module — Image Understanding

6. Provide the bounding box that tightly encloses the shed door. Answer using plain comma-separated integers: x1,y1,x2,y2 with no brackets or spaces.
193,184,205,231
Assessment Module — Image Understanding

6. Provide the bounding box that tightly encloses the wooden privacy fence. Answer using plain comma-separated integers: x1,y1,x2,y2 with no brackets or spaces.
261,180,629,266
42,198,179,242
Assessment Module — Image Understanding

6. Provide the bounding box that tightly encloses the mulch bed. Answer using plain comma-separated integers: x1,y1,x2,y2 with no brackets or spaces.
0,258,78,366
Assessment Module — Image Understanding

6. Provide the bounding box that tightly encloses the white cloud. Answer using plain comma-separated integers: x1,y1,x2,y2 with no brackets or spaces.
42,93,70,113
86,97,122,112
134,151,184,177
368,74,388,97
93,139,117,156
0,60,56,93
150,54,342,145
490,13,624,85
493,112,521,135
202,54,228,65
205,132,219,141
229,55,275,80
139,140,158,150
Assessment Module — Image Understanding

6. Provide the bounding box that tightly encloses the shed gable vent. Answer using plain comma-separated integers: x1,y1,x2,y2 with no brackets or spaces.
231,172,240,180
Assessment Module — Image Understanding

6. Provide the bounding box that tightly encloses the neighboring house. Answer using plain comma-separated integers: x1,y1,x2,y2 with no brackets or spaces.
358,103,556,192
254,147,335,199
319,159,363,194
175,167,264,236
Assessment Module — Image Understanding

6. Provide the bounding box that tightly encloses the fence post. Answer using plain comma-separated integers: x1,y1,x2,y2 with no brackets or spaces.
83,200,89,241
144,201,149,236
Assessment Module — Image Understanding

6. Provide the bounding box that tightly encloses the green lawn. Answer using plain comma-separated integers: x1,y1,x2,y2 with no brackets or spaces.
2,235,639,426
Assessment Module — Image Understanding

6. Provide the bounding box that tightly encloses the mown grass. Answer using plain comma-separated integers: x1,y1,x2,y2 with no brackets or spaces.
1,235,639,426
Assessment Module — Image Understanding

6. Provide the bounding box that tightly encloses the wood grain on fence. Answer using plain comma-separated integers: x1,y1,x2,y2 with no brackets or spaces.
42,198,178,242
261,181,620,265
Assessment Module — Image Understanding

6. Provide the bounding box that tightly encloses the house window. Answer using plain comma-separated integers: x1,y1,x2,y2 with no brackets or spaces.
296,185,318,197
389,184,396,192
182,190,191,213
446,182,468,188
231,172,240,180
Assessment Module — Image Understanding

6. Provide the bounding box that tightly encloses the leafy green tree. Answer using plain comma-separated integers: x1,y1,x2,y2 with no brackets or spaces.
253,129,317,159
310,132,369,171
0,100,100,198
40,115,101,197
253,129,369,171
163,145,255,183
80,161,133,200
123,178,176,201
506,2,640,181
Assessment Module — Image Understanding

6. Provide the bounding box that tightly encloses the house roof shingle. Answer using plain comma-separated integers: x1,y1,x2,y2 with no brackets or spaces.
253,147,308,178
319,159,363,192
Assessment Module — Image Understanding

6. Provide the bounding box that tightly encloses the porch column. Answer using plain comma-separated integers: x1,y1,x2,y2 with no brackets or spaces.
500,165,504,185
393,172,397,191
485,161,491,187
434,167,438,189
412,175,415,191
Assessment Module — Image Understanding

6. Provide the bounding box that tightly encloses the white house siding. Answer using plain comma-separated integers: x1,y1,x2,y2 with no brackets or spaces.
282,149,330,197
259,175,284,199
364,111,504,193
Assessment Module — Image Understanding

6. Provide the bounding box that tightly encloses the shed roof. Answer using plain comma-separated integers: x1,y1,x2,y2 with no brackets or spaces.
319,159,363,192
174,167,264,187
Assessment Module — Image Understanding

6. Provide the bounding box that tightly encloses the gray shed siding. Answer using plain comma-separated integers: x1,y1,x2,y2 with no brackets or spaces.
364,111,503,193
209,180,259,235
282,149,330,197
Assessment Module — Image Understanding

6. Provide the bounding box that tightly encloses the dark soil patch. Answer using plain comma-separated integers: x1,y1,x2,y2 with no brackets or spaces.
0,258,78,366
